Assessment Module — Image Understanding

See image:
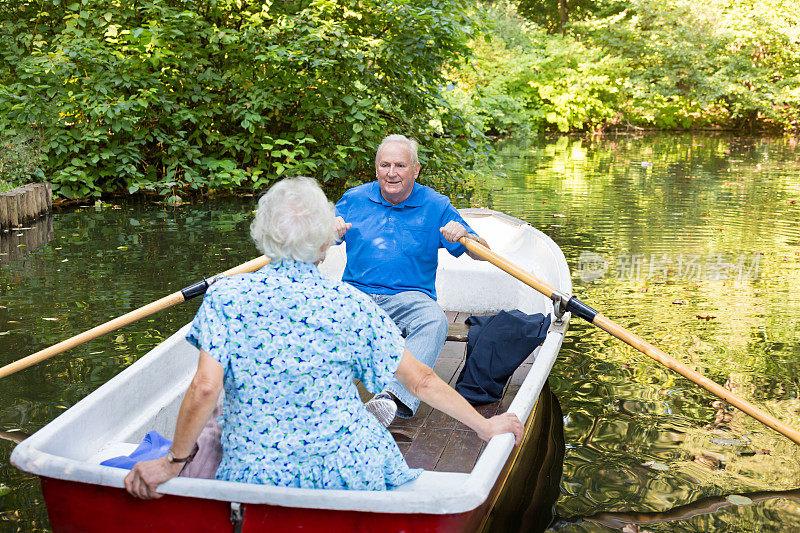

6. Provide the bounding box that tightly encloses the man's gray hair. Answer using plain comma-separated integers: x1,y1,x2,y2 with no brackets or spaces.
375,134,419,166
250,177,337,263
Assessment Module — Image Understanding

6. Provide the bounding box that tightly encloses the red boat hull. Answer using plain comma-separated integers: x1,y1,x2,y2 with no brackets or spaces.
41,477,487,533
38,385,567,532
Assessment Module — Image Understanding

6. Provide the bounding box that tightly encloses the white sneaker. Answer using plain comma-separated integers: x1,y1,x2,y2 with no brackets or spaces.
365,392,397,428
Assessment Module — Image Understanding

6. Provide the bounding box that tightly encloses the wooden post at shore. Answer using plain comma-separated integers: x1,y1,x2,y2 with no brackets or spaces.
10,194,20,227
0,195,7,229
22,185,35,223
0,183,53,231
0,193,18,229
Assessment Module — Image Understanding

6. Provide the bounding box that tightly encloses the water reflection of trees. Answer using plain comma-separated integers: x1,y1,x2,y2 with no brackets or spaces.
1,200,262,403
471,134,800,528
562,488,800,531
0,198,263,529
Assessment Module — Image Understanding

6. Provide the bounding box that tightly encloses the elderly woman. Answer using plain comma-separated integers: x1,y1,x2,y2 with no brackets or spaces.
125,177,522,499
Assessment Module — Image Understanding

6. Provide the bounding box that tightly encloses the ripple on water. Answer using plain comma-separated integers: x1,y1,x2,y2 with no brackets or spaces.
507,135,800,531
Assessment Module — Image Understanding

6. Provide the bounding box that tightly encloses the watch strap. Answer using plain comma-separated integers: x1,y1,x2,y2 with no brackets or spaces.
167,449,196,464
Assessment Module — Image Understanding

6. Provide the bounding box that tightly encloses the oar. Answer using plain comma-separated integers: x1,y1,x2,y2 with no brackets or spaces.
458,237,800,446
0,256,270,379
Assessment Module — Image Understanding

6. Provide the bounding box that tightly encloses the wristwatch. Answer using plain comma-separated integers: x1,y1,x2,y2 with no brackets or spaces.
166,449,195,464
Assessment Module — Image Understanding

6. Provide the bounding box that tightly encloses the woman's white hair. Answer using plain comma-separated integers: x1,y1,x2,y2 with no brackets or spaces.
250,177,337,263
375,134,419,166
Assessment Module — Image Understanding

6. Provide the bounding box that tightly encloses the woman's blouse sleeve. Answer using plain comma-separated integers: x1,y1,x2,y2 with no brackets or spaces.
186,285,232,369
348,294,405,394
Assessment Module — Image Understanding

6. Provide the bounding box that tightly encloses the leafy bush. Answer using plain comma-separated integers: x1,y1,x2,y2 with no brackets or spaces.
572,0,800,130
0,0,490,199
515,0,626,34
446,4,626,135
0,128,48,186
450,0,800,135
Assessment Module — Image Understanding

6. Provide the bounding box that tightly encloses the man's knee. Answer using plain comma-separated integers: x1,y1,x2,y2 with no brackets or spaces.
412,304,448,341
432,308,449,340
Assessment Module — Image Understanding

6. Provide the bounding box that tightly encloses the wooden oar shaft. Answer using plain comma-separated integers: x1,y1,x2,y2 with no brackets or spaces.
459,237,800,446
593,314,800,446
0,292,183,380
0,255,270,380
214,255,271,279
463,238,559,298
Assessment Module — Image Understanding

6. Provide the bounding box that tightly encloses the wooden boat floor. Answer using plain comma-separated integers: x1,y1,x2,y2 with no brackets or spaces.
356,310,535,474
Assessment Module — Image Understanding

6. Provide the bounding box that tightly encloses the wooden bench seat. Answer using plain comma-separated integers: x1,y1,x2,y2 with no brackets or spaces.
358,310,534,474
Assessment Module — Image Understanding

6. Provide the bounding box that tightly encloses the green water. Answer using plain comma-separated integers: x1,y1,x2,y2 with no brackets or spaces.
1,133,799,531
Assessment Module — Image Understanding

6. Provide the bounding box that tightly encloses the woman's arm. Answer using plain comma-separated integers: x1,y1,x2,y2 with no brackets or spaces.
393,349,523,445
124,350,223,499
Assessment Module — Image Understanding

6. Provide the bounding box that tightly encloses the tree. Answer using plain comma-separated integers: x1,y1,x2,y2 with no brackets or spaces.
573,0,800,130
513,0,625,34
0,0,489,198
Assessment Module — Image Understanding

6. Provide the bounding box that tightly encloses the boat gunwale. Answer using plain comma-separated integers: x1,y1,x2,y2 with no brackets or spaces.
11,208,571,516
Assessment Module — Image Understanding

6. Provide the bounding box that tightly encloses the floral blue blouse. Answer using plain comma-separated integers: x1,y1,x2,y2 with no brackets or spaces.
186,259,422,490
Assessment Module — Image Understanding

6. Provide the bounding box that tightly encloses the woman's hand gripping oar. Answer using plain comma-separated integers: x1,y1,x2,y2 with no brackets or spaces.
458,237,800,446
0,256,270,379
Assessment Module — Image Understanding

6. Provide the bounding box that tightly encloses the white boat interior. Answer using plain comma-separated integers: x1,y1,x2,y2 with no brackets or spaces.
12,209,572,515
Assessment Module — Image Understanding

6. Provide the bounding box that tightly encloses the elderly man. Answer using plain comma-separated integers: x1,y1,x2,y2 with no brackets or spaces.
335,134,488,427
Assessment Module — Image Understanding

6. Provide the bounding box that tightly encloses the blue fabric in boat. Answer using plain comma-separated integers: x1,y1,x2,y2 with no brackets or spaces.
455,310,551,405
100,430,172,469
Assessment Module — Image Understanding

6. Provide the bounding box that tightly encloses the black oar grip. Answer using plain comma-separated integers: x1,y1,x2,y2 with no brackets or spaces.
566,296,598,322
181,280,209,301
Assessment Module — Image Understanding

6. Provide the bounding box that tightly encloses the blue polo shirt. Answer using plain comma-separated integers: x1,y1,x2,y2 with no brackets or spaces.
335,181,476,300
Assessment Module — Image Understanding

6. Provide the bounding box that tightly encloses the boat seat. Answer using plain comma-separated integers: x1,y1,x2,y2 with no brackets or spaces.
445,322,469,342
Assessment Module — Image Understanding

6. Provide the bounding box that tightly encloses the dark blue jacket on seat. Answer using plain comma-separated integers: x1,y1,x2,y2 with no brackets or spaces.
455,310,551,405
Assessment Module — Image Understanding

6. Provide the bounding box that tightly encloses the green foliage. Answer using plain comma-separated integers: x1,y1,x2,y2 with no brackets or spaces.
0,0,490,199
446,4,626,134
0,129,47,186
571,0,800,130
451,0,800,135
513,0,625,34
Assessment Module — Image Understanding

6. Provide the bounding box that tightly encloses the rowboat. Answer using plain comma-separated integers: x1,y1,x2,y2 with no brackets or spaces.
11,208,572,532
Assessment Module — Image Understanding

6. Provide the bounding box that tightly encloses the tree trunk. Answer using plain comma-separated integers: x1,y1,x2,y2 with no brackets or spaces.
558,0,568,35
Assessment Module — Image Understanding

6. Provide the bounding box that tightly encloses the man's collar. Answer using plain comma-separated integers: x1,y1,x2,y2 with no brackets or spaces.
367,181,423,207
